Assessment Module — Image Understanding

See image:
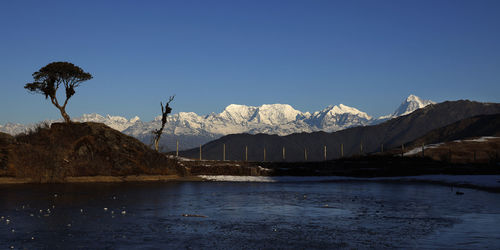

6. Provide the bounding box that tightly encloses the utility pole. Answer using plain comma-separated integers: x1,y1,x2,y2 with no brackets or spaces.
341,143,344,158
282,146,286,161
199,145,202,161
324,145,327,161
245,145,248,162
176,140,179,157
304,148,308,161
263,147,266,162
223,143,226,161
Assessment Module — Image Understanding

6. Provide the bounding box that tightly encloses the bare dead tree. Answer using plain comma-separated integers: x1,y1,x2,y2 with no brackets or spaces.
153,95,175,152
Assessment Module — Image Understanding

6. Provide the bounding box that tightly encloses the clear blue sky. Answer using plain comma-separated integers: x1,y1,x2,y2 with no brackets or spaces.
1,0,499,124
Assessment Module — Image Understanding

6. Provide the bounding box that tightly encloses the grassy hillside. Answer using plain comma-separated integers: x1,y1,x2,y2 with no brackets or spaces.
0,122,184,182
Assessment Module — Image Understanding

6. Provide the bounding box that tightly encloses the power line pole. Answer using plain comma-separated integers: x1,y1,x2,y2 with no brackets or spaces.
223,143,226,161
263,147,266,162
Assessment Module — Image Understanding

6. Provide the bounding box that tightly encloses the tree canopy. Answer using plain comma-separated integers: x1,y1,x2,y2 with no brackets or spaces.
24,62,92,123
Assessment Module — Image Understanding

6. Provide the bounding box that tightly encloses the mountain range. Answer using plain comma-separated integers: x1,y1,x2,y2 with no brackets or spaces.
178,100,500,161
0,95,434,150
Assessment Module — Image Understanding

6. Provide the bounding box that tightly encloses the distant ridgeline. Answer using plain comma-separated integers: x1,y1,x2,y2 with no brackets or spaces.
178,100,500,161
1,95,434,151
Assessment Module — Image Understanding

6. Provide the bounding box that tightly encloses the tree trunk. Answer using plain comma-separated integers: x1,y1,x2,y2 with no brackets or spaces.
154,135,161,152
58,107,71,123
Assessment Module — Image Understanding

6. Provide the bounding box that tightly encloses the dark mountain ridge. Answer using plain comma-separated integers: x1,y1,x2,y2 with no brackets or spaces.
178,100,500,161
407,113,500,147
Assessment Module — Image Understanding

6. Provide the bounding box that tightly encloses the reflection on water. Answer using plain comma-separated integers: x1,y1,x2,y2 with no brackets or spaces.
1,181,500,249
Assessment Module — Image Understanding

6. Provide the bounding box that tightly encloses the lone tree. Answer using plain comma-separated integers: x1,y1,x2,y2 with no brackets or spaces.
153,96,175,152
24,62,92,123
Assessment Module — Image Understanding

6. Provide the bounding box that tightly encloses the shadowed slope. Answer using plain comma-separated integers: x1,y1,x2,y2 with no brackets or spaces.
0,122,183,182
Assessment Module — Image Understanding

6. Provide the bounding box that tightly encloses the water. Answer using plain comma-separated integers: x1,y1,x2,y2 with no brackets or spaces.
1,181,500,249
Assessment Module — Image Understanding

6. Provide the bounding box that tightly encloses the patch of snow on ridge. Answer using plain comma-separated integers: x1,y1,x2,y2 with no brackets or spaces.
463,136,499,143
405,137,499,156
404,143,444,156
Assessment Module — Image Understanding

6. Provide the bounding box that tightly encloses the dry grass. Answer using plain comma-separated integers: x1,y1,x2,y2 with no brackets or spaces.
1,122,184,183
406,137,500,164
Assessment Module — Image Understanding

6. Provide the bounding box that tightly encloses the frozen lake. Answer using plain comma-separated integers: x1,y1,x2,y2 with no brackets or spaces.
1,181,500,249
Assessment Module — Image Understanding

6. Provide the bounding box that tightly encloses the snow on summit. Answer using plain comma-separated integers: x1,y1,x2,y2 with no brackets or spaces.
249,104,302,125
393,94,435,117
378,94,435,120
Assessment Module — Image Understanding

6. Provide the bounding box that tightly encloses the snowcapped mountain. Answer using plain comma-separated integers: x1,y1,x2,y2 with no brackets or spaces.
77,113,141,131
0,95,433,150
0,114,141,136
378,94,435,120
305,104,372,131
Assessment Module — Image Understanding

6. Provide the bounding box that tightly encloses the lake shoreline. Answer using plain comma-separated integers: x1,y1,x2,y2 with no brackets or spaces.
0,175,204,184
2,174,500,193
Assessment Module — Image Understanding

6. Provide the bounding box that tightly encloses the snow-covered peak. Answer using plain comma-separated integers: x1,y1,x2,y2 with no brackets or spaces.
79,113,105,121
250,104,302,125
377,95,435,120
130,116,140,123
393,94,435,117
106,114,128,123
324,104,372,119
75,113,140,131
220,104,257,123
406,94,420,102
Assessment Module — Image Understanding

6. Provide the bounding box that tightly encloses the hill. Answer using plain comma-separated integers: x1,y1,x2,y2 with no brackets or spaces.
407,113,500,147
178,100,500,161
0,122,184,183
